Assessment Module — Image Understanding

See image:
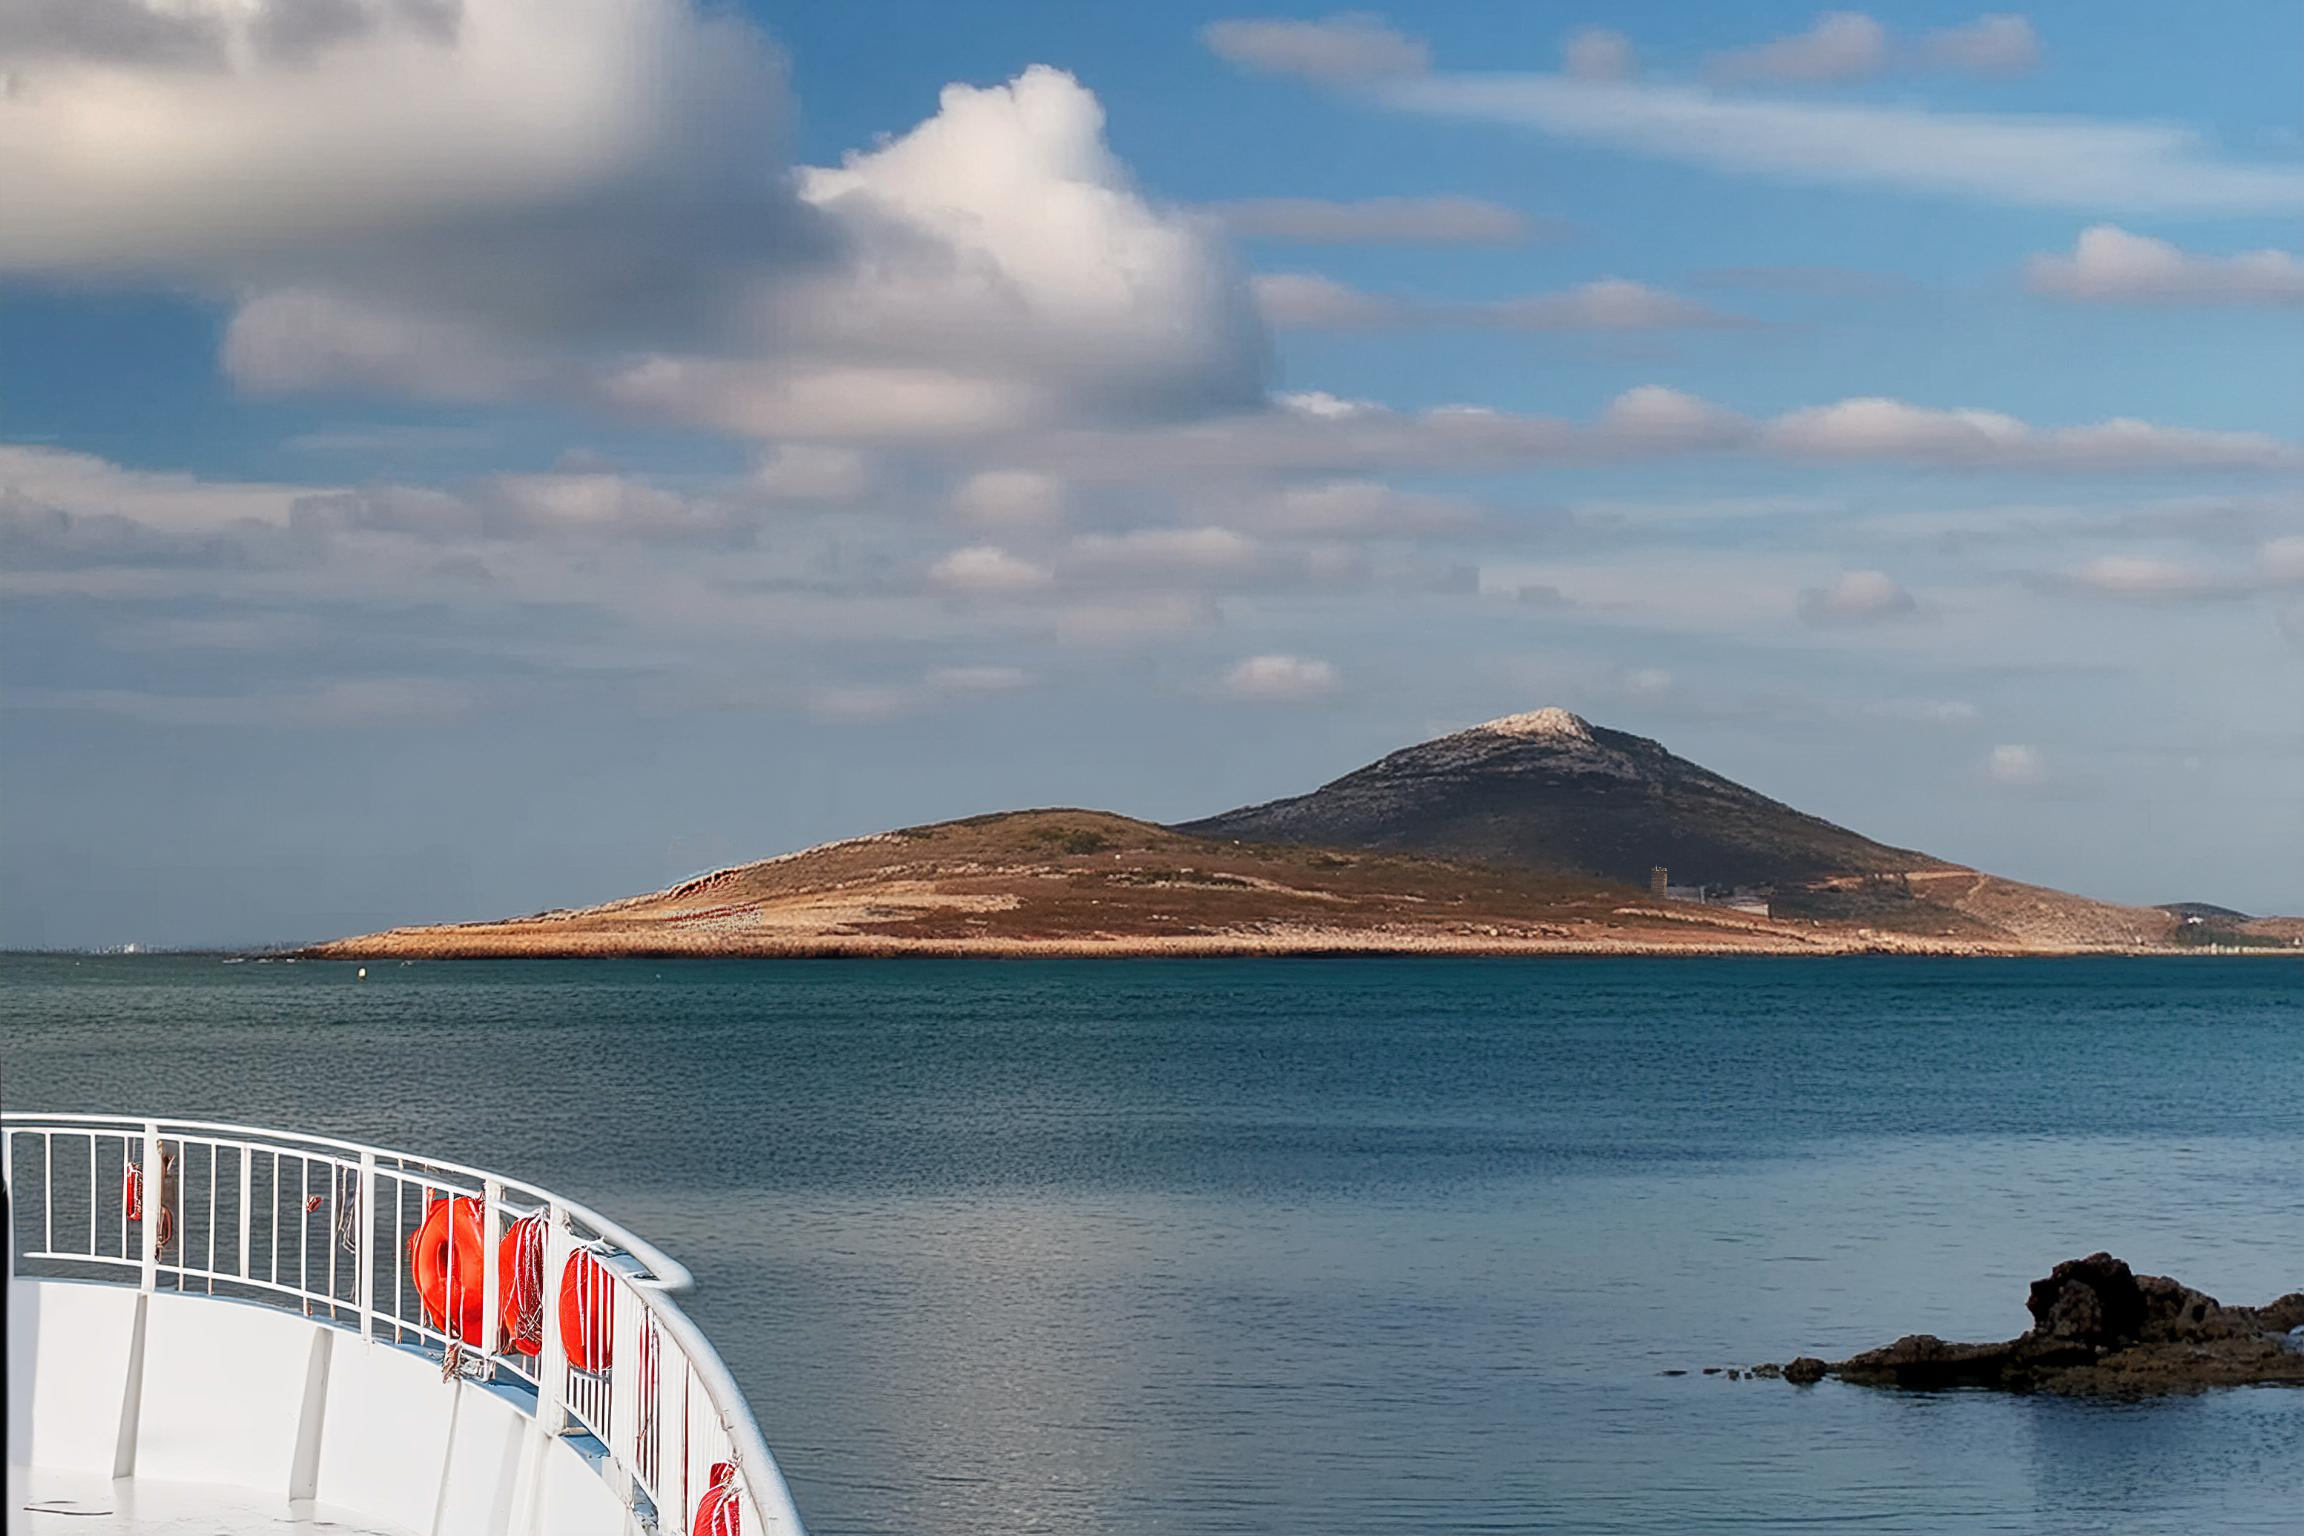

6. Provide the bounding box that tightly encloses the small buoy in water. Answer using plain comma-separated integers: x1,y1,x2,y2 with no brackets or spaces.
357,967,367,980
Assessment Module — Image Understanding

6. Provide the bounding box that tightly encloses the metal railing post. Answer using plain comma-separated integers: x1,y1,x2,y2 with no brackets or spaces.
237,1146,253,1281
357,1151,377,1341
536,1200,571,1435
137,1121,162,1293
659,1346,689,1536
607,1276,642,1501
479,1178,504,1379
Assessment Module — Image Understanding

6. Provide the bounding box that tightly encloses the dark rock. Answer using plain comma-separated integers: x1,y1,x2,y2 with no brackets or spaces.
1783,1357,1829,1384
1747,1363,1782,1379
1809,1254,2304,1397
1658,1369,1688,1376
2026,1252,2147,1344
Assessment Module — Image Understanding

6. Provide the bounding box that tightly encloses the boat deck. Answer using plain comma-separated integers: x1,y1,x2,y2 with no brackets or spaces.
10,1469,410,1535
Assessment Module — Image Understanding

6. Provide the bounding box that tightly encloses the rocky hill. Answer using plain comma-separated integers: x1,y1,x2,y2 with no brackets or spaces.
307,809,1866,959
308,711,2278,959
1179,708,1946,888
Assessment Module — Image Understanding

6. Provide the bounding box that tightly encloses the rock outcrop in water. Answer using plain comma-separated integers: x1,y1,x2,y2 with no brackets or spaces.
1805,1253,2304,1395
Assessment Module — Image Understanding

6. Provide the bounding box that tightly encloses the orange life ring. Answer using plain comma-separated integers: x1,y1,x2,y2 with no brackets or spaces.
559,1249,615,1371
122,1154,177,1253
498,1212,547,1357
409,1196,490,1344
694,1462,741,1536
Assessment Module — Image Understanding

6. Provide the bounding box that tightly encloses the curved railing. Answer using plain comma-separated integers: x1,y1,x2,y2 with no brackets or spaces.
3,1111,806,1536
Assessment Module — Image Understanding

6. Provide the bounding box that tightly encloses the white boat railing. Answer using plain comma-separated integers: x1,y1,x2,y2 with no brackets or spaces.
3,1111,805,1536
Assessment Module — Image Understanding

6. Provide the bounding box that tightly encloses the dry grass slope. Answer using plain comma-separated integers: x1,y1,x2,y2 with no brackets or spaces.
304,809,2234,960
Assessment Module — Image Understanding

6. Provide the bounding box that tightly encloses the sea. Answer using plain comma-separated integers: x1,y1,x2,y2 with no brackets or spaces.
4,953,2300,1535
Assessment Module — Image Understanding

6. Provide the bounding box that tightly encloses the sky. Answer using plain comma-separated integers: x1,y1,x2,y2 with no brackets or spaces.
1,0,2299,948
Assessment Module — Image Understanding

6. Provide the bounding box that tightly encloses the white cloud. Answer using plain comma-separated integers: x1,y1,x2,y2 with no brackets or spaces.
1624,667,1673,696
1207,195,1535,245
1250,273,1400,328
1600,386,1752,449
1252,273,1747,331
1562,27,1635,82
950,470,1067,529
1706,11,1888,85
926,665,1031,693
2069,555,2227,599
1241,480,1483,536
0,443,310,532
1380,73,2304,214
928,545,1053,595
1217,653,1339,700
754,445,871,502
1988,743,2047,785
1800,569,1917,623
2027,225,2304,305
1765,398,2294,470
1923,15,2041,75
1200,13,1428,82
1054,594,1222,644
0,0,793,279
35,41,1266,442
1066,527,1265,582
1027,388,2290,486
2262,537,2304,583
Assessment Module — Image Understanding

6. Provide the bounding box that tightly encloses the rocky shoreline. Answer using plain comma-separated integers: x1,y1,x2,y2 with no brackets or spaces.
1759,1254,2304,1395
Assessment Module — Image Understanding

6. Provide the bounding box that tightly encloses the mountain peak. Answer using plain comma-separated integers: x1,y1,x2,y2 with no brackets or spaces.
1468,707,1593,743
1179,706,1949,888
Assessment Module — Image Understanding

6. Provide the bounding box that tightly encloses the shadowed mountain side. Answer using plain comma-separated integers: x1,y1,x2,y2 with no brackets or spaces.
1178,708,1948,889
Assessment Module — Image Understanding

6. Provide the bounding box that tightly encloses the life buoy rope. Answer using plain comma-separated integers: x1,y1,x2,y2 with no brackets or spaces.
694,1460,742,1536
406,1199,625,1379
122,1151,177,1254
560,1247,615,1372
499,1210,547,1356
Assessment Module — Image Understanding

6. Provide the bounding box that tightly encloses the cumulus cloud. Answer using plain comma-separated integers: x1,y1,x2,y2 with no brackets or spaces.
1706,11,1888,85
1252,274,1748,331
1015,385,2293,487
1216,653,1339,700
1800,569,1917,623
1207,195,1538,245
754,445,871,502
1065,527,1265,585
1988,743,2047,785
950,470,1067,530
1561,27,1634,82
1380,73,2304,214
928,545,1053,595
2027,225,2304,304
1764,398,2294,471
0,0,796,286
1922,15,2041,74
2066,554,2240,600
9,23,1267,442
1239,480,1484,536
1200,13,1428,82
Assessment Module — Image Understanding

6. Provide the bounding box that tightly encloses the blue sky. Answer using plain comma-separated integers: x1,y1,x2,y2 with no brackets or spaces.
2,1,2299,946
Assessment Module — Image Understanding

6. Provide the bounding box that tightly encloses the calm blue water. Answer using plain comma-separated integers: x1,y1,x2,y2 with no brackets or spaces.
5,955,2302,1534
